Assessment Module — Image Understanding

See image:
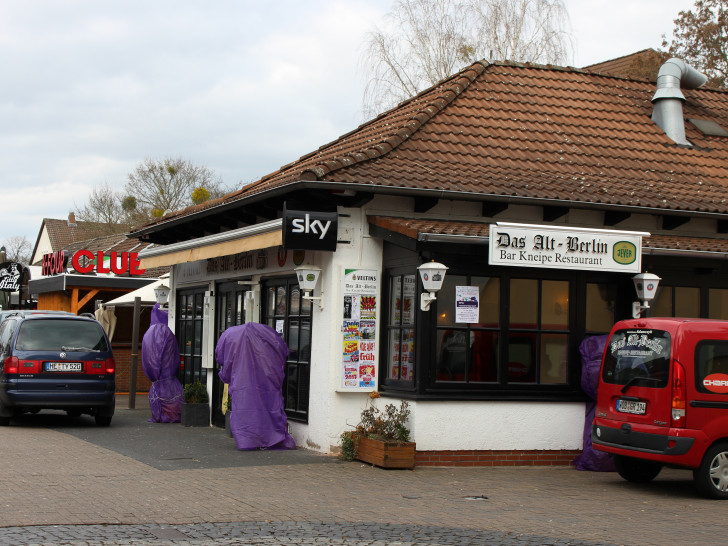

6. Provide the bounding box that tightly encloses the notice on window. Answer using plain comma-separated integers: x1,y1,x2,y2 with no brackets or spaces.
455,285,479,323
341,269,379,390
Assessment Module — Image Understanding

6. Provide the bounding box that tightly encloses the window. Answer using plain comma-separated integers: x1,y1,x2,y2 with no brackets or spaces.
261,277,312,422
602,328,671,389
434,275,499,383
585,283,615,333
386,274,416,383
695,340,728,394
176,288,207,386
652,285,700,317
709,289,728,319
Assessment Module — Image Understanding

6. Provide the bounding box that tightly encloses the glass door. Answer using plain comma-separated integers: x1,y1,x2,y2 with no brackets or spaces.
212,281,249,427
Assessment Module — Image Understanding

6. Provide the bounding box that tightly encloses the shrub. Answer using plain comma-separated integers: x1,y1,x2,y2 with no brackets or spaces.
183,380,209,404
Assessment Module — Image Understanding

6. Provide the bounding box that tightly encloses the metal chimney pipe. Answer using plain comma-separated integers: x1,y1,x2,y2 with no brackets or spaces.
651,58,707,145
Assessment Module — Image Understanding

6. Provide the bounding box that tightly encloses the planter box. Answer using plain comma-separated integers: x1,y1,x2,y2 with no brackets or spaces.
181,403,210,427
356,436,416,469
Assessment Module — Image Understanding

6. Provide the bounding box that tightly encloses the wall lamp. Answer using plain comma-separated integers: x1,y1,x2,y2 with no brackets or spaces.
632,272,661,319
295,265,324,310
154,282,170,307
417,261,448,311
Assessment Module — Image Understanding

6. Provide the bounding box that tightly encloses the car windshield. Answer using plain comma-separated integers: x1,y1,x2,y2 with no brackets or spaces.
15,319,109,352
601,328,670,389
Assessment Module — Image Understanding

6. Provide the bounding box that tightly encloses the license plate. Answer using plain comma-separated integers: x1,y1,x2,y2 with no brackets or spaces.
616,399,646,415
44,362,83,373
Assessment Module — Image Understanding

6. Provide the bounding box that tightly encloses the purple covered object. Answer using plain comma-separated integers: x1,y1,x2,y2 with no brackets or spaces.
573,334,615,471
151,303,168,325
216,322,295,450
142,323,183,423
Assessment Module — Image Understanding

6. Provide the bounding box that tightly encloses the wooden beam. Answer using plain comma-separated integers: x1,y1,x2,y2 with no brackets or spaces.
71,288,100,314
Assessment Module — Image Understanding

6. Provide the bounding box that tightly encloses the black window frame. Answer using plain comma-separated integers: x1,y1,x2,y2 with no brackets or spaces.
261,276,312,423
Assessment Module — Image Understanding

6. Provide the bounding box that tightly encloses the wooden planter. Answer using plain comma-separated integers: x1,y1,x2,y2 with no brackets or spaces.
356,436,416,469
181,402,210,427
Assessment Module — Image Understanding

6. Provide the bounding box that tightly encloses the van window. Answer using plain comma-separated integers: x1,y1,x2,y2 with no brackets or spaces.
602,329,670,388
695,340,728,394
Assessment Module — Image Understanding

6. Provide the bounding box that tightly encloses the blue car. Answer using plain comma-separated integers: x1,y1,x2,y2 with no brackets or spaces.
0,312,115,426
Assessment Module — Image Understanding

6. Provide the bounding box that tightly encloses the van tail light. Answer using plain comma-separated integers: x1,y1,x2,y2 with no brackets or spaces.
3,357,18,374
672,361,686,426
105,358,116,375
20,360,40,374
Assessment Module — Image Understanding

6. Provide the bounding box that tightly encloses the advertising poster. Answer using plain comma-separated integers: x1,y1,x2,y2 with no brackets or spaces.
455,285,480,323
341,269,379,389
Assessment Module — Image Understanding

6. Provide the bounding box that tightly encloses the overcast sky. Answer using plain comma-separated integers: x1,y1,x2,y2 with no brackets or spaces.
0,0,697,250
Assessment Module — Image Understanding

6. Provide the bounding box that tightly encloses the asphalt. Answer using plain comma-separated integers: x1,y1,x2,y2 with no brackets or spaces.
0,394,722,545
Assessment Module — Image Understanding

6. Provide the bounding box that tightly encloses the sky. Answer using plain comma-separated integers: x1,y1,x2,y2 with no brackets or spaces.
0,0,698,251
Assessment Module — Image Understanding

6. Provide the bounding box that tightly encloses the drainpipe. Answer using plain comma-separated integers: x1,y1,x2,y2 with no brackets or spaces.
651,58,707,145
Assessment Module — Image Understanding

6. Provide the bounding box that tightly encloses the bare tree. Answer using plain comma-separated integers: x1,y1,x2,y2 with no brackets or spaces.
75,183,130,234
125,157,228,218
2,236,32,264
662,0,728,88
361,0,572,117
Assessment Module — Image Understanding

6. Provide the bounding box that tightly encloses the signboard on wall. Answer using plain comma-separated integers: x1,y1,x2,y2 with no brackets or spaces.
489,223,647,273
282,204,338,251
341,269,379,390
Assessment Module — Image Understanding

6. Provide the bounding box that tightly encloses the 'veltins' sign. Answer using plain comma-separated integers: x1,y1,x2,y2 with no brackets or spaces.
42,250,146,276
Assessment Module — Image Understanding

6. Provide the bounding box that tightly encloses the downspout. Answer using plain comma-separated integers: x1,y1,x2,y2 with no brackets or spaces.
651,58,707,145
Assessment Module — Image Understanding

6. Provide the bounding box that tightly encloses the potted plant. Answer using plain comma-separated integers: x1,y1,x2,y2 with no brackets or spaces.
181,380,210,427
340,392,415,469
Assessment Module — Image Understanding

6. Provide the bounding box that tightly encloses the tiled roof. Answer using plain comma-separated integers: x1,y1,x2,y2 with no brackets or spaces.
42,218,109,251
583,49,665,80
368,215,728,255
135,60,728,234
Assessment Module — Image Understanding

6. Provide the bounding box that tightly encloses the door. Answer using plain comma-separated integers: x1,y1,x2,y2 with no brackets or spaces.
212,281,249,427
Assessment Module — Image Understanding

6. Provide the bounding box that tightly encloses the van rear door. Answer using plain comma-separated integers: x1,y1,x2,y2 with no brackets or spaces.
598,328,673,429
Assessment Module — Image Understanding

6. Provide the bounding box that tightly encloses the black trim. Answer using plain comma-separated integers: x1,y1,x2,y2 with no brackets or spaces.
592,423,694,455
690,400,728,409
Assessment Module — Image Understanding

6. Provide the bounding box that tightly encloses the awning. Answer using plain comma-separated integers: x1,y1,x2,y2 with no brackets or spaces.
105,275,169,307
367,215,728,258
137,219,283,269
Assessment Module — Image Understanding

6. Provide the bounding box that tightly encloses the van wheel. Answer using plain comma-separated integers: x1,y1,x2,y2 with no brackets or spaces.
694,443,728,499
614,455,662,483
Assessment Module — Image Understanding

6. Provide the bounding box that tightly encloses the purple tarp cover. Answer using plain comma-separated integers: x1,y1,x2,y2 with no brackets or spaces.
142,304,183,423
216,322,296,450
573,334,615,471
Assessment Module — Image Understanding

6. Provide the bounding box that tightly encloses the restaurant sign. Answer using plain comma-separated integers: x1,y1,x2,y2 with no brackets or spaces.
488,223,647,273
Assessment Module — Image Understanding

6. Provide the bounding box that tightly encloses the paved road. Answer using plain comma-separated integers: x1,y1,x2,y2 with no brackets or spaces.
0,397,721,545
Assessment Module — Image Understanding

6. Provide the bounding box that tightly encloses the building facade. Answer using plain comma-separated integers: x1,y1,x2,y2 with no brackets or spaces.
133,59,728,464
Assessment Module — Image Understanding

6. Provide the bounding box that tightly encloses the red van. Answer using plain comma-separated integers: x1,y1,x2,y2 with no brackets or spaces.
593,318,728,499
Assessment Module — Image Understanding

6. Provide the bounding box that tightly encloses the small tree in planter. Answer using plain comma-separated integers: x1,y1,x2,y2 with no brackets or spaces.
181,380,210,427
340,392,415,469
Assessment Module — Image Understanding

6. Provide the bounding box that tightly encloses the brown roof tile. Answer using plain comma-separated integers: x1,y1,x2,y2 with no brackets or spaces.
135,60,728,235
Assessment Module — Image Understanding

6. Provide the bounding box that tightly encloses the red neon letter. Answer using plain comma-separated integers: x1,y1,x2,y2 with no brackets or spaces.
72,250,94,274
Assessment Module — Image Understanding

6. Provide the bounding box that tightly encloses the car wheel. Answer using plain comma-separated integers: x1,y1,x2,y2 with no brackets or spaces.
694,442,728,499
95,415,112,427
614,455,662,483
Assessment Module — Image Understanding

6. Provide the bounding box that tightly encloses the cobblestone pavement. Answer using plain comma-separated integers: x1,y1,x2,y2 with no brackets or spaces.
0,400,721,545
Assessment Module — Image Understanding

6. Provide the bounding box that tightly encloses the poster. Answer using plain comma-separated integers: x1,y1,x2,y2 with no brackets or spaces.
341,269,379,389
455,285,479,323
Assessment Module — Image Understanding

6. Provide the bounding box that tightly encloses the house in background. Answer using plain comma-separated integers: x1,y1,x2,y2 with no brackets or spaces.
128,56,728,465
